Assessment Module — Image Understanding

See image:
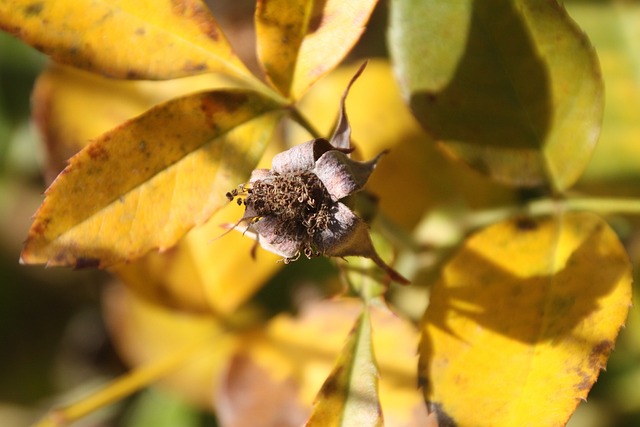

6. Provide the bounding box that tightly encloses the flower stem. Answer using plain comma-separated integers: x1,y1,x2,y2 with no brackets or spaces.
32,338,209,427
288,106,323,139
463,196,640,231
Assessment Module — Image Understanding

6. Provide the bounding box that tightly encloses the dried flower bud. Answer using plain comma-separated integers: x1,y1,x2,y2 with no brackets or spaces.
226,62,408,284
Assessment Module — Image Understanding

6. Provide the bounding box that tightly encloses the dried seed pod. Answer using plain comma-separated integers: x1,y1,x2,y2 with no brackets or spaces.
226,62,408,284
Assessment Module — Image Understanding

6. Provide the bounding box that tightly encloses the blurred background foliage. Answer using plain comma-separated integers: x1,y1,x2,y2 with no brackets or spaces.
1,0,640,426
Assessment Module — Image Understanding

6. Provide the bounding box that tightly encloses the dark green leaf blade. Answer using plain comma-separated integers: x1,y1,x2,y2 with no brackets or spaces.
389,0,603,191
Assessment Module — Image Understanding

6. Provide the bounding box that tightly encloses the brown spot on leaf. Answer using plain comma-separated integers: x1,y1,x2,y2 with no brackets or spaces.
24,2,43,16
126,69,143,79
319,365,343,397
200,92,248,129
573,368,593,393
30,217,51,236
87,144,109,161
514,216,538,231
589,340,613,371
170,0,220,41
182,61,207,73
75,257,100,269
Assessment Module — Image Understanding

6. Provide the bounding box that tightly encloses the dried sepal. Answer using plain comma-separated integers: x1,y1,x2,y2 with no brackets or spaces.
313,150,385,201
329,61,368,150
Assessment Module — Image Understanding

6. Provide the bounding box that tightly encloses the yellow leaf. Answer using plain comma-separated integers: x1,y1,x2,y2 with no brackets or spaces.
306,309,382,427
21,91,285,268
103,283,236,410
255,0,313,98
215,299,430,426
255,0,378,100
32,64,231,181
112,202,282,315
0,0,250,80
420,212,632,426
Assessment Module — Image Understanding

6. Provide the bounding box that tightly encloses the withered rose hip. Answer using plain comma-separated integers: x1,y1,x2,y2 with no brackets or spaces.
226,63,408,284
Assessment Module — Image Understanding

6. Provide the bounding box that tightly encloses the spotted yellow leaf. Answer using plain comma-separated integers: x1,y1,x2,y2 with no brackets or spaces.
21,90,284,268
0,0,250,80
420,212,632,426
32,64,232,182
255,0,378,99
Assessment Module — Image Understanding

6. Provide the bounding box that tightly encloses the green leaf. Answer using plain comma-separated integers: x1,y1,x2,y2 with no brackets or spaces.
567,2,640,189
306,308,383,427
419,212,632,426
389,0,603,191
0,0,250,80
21,90,285,268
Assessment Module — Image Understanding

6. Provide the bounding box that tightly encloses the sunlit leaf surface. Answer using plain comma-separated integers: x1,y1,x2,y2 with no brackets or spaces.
112,203,282,315
255,0,312,98
419,212,632,426
21,91,284,268
389,0,603,190
255,0,377,100
31,64,231,182
306,309,382,427
0,0,250,80
215,299,429,426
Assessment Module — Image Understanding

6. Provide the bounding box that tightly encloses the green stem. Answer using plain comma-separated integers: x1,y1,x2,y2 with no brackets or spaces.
288,106,323,139
463,196,640,231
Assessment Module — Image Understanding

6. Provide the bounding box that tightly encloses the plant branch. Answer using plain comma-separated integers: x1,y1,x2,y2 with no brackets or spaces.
32,337,210,427
288,106,324,139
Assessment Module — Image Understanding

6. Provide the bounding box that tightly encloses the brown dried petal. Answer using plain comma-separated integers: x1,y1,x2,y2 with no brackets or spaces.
253,216,303,259
313,151,384,201
314,202,370,257
249,168,273,183
271,139,336,174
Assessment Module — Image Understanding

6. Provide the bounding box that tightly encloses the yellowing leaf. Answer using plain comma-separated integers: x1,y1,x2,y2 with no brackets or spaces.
389,0,603,190
420,212,632,426
306,309,382,427
0,0,250,80
103,284,236,410
255,0,378,99
214,299,429,426
255,0,313,98
32,64,232,182
112,202,282,315
21,91,285,268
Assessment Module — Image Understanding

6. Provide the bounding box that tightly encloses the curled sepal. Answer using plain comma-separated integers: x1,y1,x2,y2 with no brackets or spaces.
253,216,302,259
314,151,384,201
317,203,409,284
329,61,368,150
272,138,348,174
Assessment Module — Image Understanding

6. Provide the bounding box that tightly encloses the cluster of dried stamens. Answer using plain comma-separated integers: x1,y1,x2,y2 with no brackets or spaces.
226,171,334,261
